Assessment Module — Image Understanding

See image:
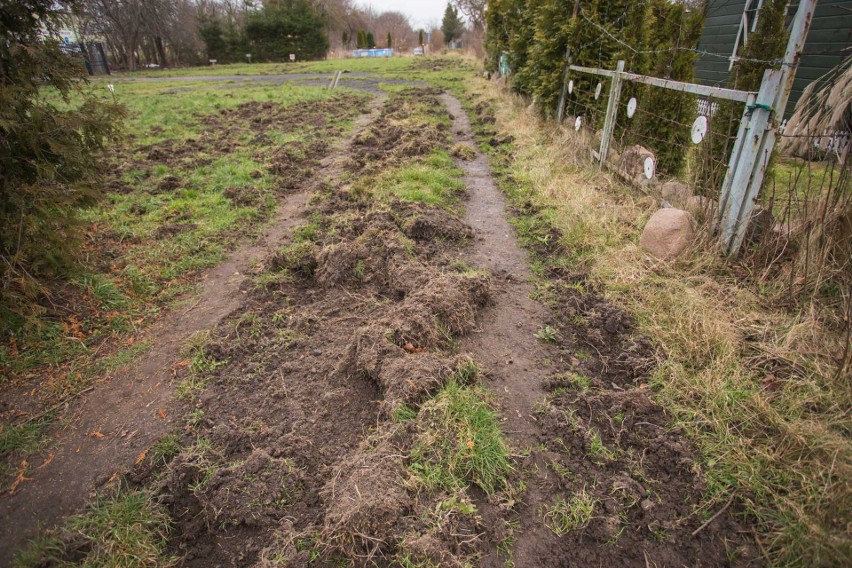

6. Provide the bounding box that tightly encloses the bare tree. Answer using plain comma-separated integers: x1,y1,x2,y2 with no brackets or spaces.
452,0,485,32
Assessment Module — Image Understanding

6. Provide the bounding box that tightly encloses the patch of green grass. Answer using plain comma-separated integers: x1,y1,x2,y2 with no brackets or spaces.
541,488,598,536
408,380,512,495
0,414,55,483
365,151,465,210
148,434,181,466
393,404,417,423
587,428,617,462
14,489,173,567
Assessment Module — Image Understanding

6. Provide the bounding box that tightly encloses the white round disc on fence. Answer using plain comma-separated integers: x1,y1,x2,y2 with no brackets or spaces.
643,156,655,179
574,116,582,131
691,115,708,144
568,80,574,94
626,97,637,118
595,82,602,100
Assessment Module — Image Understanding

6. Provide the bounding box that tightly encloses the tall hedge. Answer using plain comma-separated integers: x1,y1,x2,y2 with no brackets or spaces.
200,0,329,63
485,0,703,173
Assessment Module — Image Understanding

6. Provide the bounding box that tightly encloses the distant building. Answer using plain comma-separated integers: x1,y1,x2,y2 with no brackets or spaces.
694,0,851,118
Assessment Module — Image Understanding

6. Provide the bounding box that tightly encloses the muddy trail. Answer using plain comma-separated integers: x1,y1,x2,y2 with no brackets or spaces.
9,87,757,567
0,94,381,561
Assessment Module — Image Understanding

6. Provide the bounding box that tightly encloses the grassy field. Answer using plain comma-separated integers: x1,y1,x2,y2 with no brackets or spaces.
0,79,371,482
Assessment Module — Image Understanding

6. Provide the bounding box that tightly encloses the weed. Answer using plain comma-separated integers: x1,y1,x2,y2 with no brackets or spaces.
454,357,480,385
393,404,417,422
353,259,366,280
541,488,598,536
148,434,181,465
187,408,205,427
587,428,617,462
534,325,558,343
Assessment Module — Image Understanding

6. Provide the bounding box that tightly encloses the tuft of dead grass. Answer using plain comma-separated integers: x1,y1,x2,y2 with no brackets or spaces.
468,77,852,567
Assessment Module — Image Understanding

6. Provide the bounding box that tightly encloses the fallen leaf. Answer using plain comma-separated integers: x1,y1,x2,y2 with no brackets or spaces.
403,342,416,353
9,471,32,493
466,439,475,449
90,430,106,439
158,408,167,419
135,450,147,465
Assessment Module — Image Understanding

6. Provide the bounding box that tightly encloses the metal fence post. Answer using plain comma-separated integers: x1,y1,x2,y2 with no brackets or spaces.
599,60,624,167
718,0,817,255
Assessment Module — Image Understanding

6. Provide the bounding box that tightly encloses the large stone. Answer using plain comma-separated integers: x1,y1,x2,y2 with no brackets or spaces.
640,208,695,259
661,180,692,206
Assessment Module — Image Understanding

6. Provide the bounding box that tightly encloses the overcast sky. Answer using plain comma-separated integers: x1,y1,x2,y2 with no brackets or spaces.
356,0,451,29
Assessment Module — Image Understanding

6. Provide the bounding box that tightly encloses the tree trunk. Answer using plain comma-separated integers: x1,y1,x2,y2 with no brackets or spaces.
154,36,168,67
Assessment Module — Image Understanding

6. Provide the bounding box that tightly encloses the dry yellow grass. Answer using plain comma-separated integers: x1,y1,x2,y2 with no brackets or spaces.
468,77,851,567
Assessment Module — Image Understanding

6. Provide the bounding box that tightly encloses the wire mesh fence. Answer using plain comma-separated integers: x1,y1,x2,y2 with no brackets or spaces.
557,57,850,343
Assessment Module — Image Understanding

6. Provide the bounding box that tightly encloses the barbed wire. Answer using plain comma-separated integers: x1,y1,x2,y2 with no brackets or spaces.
576,7,791,68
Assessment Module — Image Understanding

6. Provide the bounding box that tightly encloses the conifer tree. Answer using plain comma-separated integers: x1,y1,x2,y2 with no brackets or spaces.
1,0,124,333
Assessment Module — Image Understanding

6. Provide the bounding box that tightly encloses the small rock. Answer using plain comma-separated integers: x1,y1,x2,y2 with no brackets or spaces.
660,180,692,206
641,498,655,511
312,349,322,356
639,208,695,259
619,145,656,187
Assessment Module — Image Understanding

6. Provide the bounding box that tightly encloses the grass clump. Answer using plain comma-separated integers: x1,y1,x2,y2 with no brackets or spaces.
15,489,173,567
541,488,598,536
408,380,511,495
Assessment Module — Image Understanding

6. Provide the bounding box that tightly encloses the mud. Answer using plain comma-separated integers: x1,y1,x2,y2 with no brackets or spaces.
349,87,450,173
120,177,494,566
6,84,760,568
0,94,382,563
443,92,758,567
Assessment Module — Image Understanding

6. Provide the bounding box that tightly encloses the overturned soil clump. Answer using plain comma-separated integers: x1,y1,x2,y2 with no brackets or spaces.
348,87,451,173
111,186,501,566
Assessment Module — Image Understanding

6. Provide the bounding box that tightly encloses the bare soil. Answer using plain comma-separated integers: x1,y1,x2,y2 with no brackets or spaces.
4,86,759,567
0,95,381,563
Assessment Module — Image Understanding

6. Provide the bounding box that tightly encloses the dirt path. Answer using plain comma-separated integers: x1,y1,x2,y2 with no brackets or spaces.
444,93,757,568
443,94,561,566
443,94,550,447
0,97,384,563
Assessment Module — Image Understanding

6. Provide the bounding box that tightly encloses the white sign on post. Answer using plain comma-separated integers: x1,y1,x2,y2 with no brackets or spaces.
289,54,296,62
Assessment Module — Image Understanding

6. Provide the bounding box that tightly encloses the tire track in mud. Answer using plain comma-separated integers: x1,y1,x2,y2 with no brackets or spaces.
442,93,559,566
443,94,549,447
0,96,386,563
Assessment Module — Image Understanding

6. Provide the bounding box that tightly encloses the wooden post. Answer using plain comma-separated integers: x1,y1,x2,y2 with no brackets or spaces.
556,47,572,123
718,0,817,255
599,60,625,167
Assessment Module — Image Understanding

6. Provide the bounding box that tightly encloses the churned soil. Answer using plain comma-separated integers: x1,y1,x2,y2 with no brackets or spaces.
0,94,379,562
445,92,759,567
5,85,759,568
